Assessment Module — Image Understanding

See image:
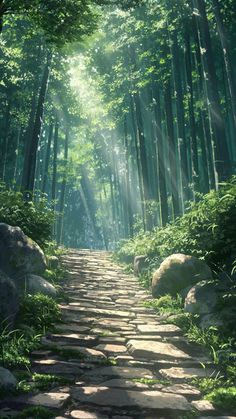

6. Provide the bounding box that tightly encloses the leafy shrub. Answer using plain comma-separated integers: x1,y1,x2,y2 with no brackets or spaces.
205,386,236,412
17,293,61,333
115,177,236,271
0,186,54,249
0,325,40,368
16,406,54,419
144,294,184,315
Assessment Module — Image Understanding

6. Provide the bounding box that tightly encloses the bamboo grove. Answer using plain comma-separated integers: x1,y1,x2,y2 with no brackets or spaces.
0,0,235,249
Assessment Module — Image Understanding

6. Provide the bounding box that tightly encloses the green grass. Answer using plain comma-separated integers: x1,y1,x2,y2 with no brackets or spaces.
143,294,184,315
205,386,236,412
16,406,54,419
132,377,171,386
32,373,73,390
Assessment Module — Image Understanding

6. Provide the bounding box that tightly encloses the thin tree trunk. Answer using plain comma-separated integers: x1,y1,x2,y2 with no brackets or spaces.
152,84,168,226
57,125,69,245
164,79,181,219
42,122,54,193
130,94,145,226
13,127,21,186
212,0,236,137
185,27,200,195
172,31,190,202
124,115,133,237
23,50,52,193
133,92,152,230
194,0,231,181
1,98,11,181
51,116,59,212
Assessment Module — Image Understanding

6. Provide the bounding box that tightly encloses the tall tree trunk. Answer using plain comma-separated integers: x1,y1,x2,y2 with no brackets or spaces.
133,92,152,230
23,50,52,193
124,116,133,237
193,0,231,181
42,122,54,193
185,27,200,195
51,116,59,213
130,94,145,226
0,98,11,181
13,127,21,186
152,84,168,226
212,0,236,137
57,125,69,245
164,79,181,219
172,31,190,202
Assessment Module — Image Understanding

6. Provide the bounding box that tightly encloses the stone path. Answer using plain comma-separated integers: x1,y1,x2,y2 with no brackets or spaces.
0,250,232,418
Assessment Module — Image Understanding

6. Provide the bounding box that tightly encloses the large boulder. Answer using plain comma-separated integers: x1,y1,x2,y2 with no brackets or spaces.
16,274,57,298
0,270,19,323
134,255,148,276
184,281,218,315
0,223,47,277
0,367,17,390
152,254,212,297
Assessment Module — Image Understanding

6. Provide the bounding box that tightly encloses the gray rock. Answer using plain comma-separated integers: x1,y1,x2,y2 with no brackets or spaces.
11,391,70,409
200,313,223,329
184,281,218,315
0,270,19,324
48,255,59,269
71,386,191,411
0,223,46,277
134,255,148,276
0,367,17,390
127,340,192,360
152,253,212,297
16,274,57,297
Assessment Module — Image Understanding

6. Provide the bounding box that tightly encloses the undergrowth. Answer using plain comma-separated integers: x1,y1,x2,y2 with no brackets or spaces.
115,177,236,271
0,185,54,250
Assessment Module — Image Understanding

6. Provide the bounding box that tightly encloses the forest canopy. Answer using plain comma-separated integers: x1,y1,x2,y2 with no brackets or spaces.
0,0,235,249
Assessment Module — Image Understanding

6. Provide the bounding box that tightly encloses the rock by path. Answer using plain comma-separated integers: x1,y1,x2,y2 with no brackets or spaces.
0,249,232,419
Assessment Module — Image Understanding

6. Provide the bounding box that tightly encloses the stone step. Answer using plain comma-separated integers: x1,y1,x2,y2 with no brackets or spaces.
127,340,192,361
71,386,192,412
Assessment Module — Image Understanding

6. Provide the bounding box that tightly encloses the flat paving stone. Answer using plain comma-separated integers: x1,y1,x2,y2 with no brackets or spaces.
127,340,192,360
191,399,216,413
84,366,154,379
10,391,70,409
54,324,91,333
32,359,83,375
163,384,201,397
160,367,215,380
95,344,128,354
48,333,98,346
137,324,182,335
70,410,108,419
99,378,149,389
71,386,191,411
60,305,134,319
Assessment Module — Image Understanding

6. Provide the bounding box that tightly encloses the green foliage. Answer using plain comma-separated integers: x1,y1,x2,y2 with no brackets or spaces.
115,177,236,270
132,377,171,386
205,387,236,412
143,294,184,315
32,373,73,390
0,324,40,368
17,294,61,334
0,187,54,249
16,406,54,419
